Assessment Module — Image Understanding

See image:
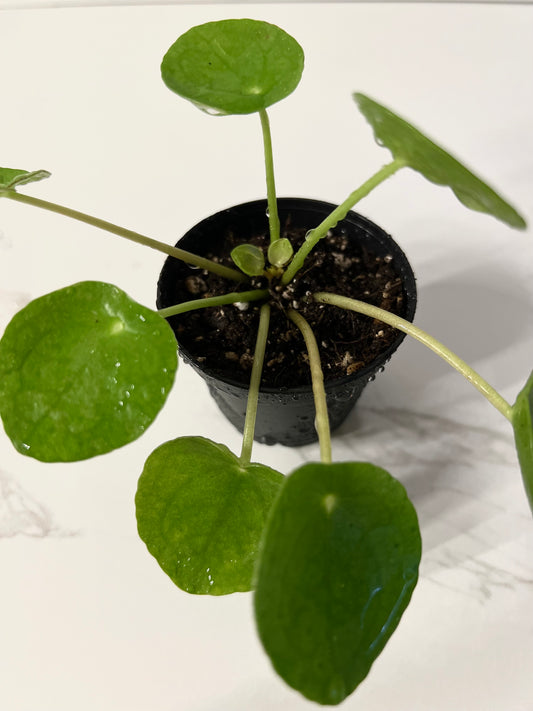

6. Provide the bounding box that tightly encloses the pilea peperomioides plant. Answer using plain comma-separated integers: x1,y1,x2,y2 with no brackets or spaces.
0,18,531,707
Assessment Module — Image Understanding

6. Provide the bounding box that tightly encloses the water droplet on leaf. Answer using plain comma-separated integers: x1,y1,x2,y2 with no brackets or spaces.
201,106,226,116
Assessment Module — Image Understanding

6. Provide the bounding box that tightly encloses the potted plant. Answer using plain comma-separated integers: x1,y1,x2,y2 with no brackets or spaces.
0,18,531,707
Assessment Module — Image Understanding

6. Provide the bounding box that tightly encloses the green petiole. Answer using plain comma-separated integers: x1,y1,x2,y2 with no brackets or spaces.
314,292,513,422
287,309,332,464
158,289,269,319
259,109,280,244
3,190,245,283
240,303,271,465
282,159,407,285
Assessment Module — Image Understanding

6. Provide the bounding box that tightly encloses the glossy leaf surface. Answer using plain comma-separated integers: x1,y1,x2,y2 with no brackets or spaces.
268,237,293,268
161,19,304,115
254,461,421,705
0,281,177,462
136,436,284,595
354,93,526,229
512,370,533,515
231,243,265,276
0,167,51,190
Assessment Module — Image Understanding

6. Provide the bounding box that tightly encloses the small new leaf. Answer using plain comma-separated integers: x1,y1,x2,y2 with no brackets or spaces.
353,93,526,230
267,238,293,268
161,19,304,115
512,370,533,515
0,281,177,462
136,436,284,595
231,243,265,277
254,461,421,705
0,167,51,190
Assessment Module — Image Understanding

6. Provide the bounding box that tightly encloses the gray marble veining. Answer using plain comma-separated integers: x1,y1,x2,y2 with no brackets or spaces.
0,468,73,538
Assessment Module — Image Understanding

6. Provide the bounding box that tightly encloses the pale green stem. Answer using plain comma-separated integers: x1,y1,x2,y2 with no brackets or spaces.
287,309,332,464
282,159,407,285
240,303,271,466
3,190,245,282
158,289,269,319
259,109,280,244
314,292,513,422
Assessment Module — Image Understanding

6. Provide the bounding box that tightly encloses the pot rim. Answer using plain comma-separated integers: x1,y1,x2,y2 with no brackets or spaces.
158,196,417,395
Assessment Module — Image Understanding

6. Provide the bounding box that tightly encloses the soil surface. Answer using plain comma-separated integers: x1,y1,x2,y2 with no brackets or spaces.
164,222,408,388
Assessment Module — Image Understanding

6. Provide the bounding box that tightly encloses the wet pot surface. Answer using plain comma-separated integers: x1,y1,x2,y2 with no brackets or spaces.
157,198,417,445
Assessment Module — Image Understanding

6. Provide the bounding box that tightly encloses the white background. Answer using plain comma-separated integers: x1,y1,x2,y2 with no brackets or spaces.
3,1,533,9
1,3,532,710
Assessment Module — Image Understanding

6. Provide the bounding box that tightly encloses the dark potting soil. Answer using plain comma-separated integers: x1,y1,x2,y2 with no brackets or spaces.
167,223,407,389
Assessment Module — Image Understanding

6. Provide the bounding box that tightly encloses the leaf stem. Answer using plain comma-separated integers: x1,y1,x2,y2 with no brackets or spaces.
314,292,513,422
287,309,332,464
282,159,407,285
3,190,245,283
259,109,280,244
158,289,269,319
240,303,271,466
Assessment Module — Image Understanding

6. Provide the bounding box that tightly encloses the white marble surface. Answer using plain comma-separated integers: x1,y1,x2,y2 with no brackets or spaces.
1,3,532,710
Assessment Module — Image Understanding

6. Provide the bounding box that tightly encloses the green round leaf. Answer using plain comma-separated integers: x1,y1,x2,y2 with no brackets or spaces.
0,281,177,462
161,19,304,115
231,243,265,276
354,93,526,229
512,370,533,515
136,436,284,595
267,237,293,268
254,461,421,705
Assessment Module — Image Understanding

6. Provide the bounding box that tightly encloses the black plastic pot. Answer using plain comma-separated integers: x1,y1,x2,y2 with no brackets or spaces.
157,198,417,446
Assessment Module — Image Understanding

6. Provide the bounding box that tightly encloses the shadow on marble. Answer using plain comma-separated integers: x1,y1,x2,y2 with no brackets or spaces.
326,405,533,604
417,264,532,371
331,407,518,526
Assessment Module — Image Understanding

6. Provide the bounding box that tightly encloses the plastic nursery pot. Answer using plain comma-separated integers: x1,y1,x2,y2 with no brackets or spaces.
157,198,417,446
